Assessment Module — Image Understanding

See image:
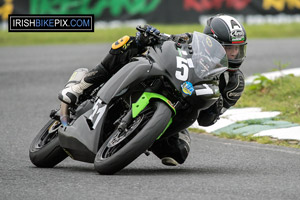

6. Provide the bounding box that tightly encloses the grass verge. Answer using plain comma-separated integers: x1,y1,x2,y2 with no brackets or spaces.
188,128,300,149
236,74,300,124
189,74,300,149
1,23,300,46
216,132,300,149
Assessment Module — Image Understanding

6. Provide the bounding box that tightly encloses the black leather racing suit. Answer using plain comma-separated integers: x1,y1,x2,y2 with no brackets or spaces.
82,33,245,164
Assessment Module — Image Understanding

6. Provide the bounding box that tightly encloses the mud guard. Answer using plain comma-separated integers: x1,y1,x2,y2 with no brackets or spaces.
132,92,176,118
131,92,176,140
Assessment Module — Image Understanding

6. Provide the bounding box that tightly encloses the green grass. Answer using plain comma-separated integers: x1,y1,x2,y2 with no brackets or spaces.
190,74,300,148
243,23,300,38
0,28,136,46
236,75,300,124
1,23,300,46
215,132,300,148
188,127,300,148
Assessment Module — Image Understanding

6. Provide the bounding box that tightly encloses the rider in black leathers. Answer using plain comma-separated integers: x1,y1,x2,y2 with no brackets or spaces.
58,14,247,166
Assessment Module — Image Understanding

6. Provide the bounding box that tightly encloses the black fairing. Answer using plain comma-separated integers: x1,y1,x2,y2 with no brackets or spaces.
58,100,106,163
99,38,224,110
98,57,151,103
147,41,221,110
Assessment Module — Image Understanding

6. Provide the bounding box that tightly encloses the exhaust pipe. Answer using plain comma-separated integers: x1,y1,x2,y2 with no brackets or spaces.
60,102,69,127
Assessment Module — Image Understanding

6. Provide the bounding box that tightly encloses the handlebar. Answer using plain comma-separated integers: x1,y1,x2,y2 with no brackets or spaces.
136,25,161,38
136,25,170,41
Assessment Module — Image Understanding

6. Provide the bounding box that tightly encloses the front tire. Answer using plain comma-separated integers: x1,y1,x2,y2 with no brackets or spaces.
94,101,172,175
29,119,68,168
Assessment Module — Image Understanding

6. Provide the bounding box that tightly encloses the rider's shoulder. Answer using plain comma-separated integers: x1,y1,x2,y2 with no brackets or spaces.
111,35,135,52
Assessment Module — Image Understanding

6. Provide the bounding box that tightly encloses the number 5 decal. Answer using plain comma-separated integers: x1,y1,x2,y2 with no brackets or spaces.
175,57,189,81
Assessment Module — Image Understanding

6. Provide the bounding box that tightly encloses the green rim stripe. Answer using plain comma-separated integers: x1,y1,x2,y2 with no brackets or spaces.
156,118,173,140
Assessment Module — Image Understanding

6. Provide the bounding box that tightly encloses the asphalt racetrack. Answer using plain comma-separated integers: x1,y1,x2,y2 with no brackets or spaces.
1,39,300,199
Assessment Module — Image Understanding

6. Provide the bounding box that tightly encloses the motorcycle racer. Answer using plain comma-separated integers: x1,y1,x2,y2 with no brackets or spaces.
58,14,247,166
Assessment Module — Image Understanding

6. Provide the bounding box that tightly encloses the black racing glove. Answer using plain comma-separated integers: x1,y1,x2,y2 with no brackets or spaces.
197,96,223,126
135,24,160,47
170,33,192,44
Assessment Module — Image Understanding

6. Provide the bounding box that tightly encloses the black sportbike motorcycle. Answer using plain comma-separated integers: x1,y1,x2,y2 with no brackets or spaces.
29,31,228,175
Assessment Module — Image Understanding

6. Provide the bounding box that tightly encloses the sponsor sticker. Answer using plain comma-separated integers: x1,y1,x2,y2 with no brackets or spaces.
206,36,212,47
181,81,194,96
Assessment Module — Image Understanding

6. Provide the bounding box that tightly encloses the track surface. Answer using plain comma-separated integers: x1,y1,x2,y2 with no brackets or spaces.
1,40,300,199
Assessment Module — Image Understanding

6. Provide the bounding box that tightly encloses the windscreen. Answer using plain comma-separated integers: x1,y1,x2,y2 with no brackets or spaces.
191,32,228,79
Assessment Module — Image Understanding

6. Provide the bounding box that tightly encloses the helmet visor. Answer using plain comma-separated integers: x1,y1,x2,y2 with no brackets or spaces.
223,43,247,64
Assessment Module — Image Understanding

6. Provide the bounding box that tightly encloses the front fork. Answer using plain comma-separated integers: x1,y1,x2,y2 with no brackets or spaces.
117,109,133,132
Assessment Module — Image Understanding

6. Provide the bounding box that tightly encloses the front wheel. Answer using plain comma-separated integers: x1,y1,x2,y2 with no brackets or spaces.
29,119,68,168
94,101,172,175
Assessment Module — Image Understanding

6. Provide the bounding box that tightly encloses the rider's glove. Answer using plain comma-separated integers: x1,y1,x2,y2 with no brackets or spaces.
197,96,224,126
135,24,160,47
170,33,192,44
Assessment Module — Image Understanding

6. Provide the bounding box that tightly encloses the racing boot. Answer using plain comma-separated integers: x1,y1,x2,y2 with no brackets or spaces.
58,78,92,105
58,64,110,105
150,129,191,166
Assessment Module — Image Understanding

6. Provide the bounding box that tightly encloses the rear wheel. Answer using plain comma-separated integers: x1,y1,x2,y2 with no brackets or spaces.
29,119,68,168
94,101,172,175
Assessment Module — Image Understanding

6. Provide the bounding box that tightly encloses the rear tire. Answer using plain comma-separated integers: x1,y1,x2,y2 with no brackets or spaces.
94,101,172,175
29,119,68,168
